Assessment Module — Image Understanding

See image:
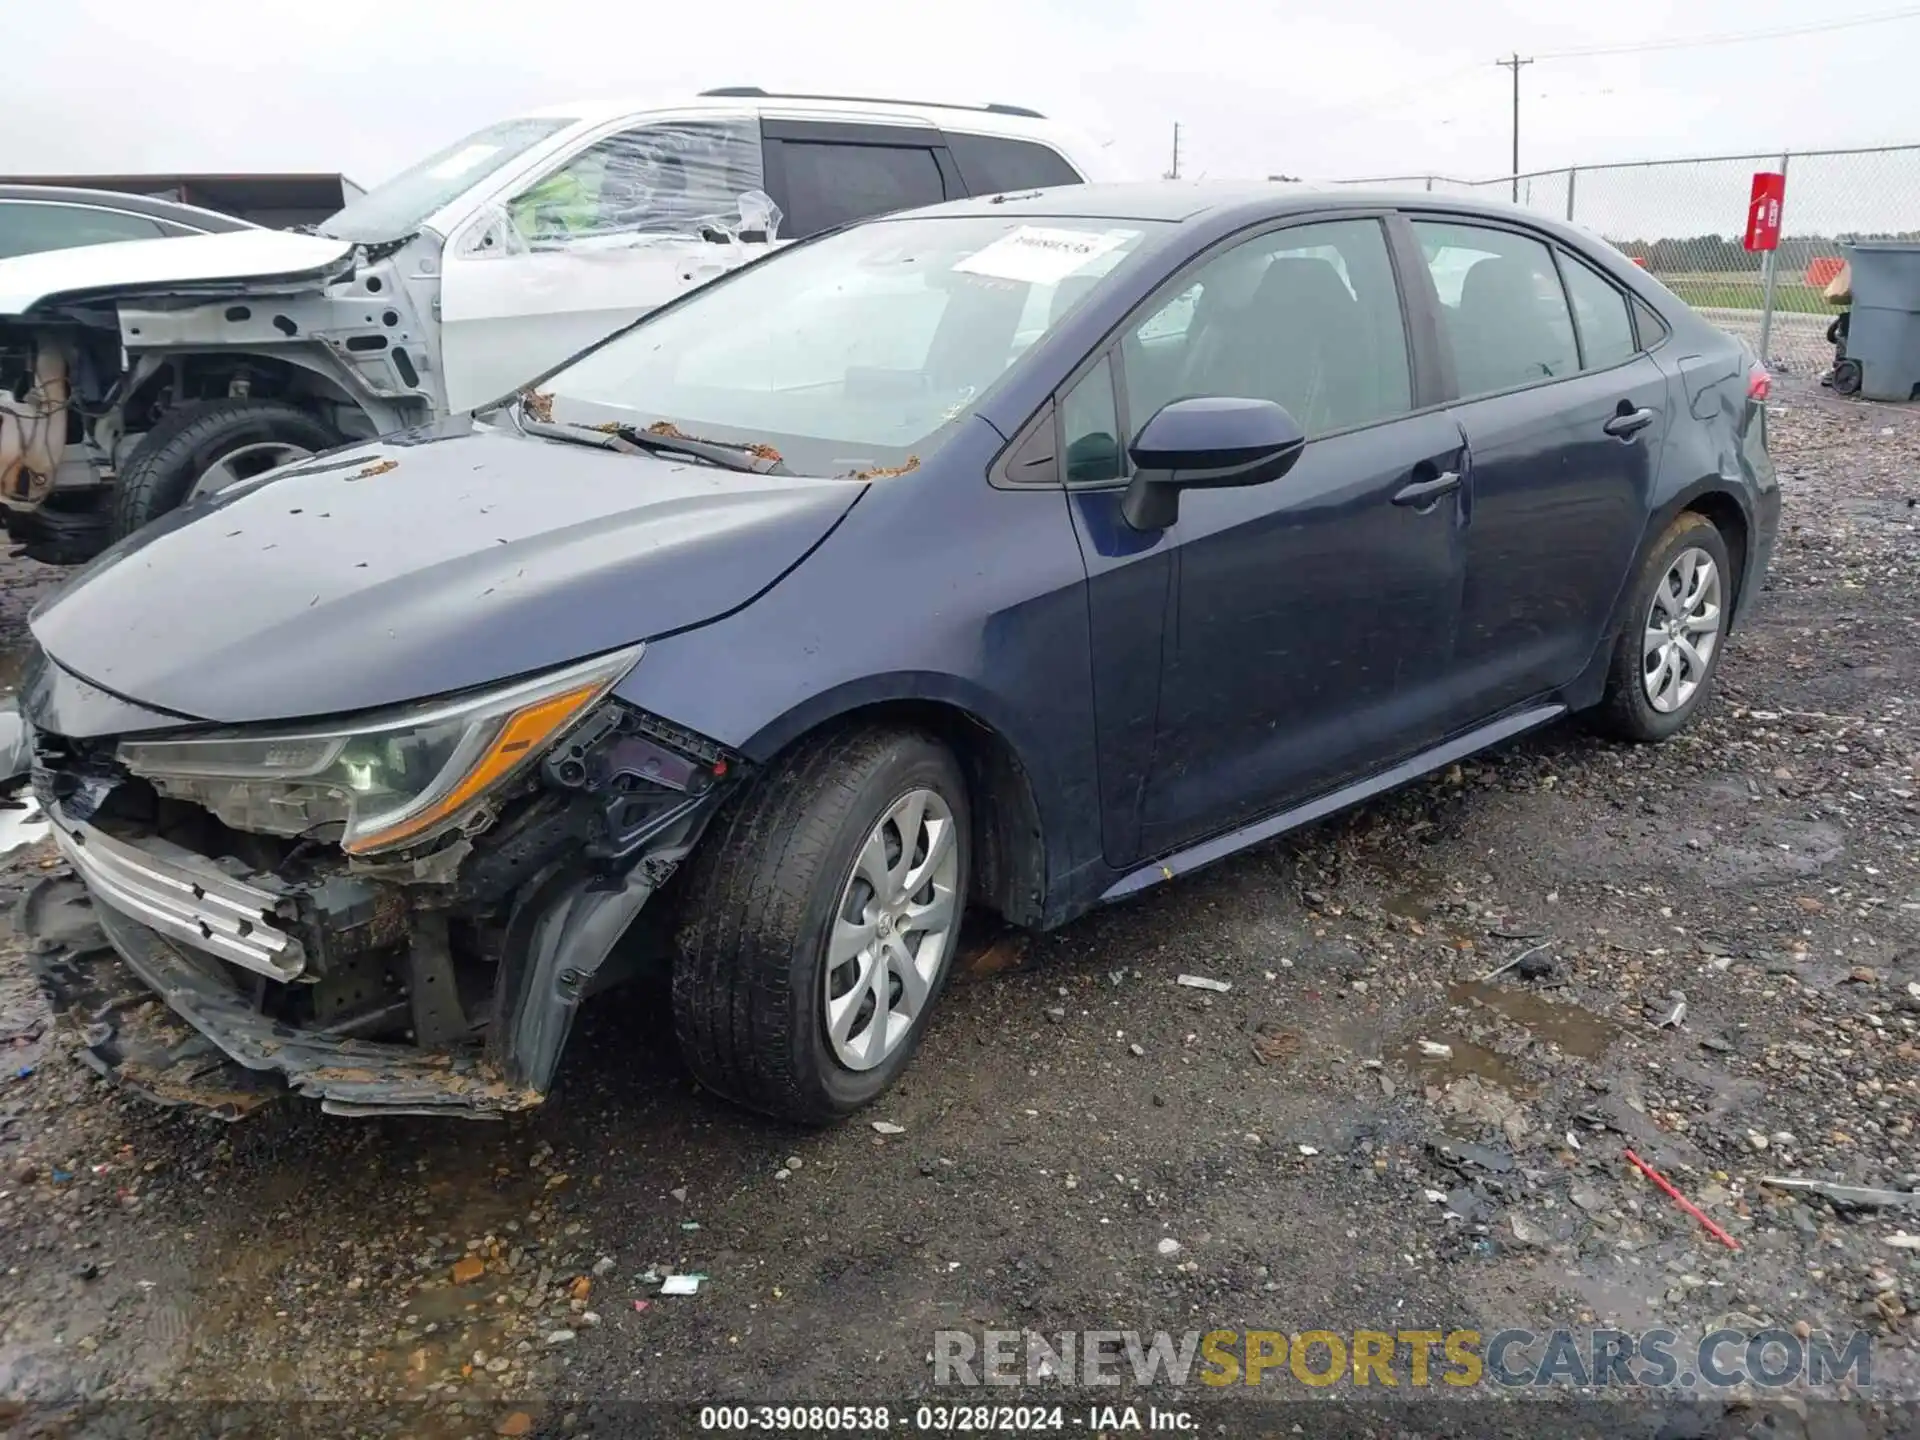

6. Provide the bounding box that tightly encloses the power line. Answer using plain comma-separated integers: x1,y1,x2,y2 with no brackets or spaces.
1533,4,1920,60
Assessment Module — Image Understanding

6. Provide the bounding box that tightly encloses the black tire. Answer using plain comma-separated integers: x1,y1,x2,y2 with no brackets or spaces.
12,493,113,566
112,399,341,540
1830,358,1863,397
1593,511,1734,743
671,728,970,1124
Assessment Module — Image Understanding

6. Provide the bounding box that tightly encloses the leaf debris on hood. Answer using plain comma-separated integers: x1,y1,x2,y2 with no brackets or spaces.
635,420,783,463
842,455,920,481
346,459,399,481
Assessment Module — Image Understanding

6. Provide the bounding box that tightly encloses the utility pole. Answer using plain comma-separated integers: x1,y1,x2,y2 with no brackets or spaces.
1495,53,1533,200
1166,123,1181,180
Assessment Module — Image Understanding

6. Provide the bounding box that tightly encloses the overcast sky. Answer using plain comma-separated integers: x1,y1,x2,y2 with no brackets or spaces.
9,0,1918,207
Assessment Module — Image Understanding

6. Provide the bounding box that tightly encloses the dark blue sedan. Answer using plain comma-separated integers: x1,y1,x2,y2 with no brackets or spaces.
16,182,1778,1121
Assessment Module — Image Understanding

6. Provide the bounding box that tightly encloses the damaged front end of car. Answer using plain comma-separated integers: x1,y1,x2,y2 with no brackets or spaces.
17,645,740,1120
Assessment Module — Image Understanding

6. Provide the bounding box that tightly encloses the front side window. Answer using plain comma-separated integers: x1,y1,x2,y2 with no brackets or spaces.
0,203,167,258
1121,217,1413,438
320,117,575,242
776,142,948,236
541,215,1159,476
1059,355,1123,484
1559,252,1638,370
1414,220,1579,396
507,119,767,248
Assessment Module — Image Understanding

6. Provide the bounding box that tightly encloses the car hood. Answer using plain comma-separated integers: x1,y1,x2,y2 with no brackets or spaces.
27,418,865,727
0,229,356,315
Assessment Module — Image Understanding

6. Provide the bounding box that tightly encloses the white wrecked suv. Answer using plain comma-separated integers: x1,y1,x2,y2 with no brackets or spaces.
0,89,1114,564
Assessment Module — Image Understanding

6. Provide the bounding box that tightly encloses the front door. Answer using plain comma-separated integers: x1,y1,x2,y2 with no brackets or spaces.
1406,217,1668,721
1069,215,1470,865
437,116,772,412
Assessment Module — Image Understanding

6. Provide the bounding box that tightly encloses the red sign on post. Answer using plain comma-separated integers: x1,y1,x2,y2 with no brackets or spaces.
1745,171,1786,252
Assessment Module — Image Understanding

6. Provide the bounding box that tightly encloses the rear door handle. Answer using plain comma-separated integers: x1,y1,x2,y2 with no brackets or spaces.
1603,407,1656,439
1392,470,1461,507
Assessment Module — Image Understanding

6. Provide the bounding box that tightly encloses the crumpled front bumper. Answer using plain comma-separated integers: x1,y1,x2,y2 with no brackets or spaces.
28,876,544,1120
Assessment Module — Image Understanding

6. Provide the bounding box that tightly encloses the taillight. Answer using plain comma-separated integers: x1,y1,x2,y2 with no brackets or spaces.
1747,364,1772,402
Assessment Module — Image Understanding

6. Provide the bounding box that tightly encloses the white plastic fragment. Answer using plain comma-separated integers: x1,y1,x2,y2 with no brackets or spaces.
1176,974,1232,993
660,1274,703,1296
871,1121,906,1135
1417,1040,1453,1059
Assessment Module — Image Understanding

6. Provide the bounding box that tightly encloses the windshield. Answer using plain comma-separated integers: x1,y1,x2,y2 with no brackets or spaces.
321,117,575,241
539,214,1163,476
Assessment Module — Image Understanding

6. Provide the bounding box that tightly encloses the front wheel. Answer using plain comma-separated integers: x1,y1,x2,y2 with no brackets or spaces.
1593,511,1733,743
112,399,341,540
672,728,970,1124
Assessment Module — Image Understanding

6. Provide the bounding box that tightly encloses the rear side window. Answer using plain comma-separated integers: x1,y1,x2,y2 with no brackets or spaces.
775,141,948,236
0,202,168,258
1413,220,1579,397
945,133,1081,195
1558,253,1638,370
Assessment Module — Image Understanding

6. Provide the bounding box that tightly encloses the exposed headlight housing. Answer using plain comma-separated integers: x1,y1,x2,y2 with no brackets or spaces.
118,646,642,855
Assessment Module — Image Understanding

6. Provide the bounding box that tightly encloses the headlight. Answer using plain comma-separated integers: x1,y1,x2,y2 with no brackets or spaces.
118,646,641,855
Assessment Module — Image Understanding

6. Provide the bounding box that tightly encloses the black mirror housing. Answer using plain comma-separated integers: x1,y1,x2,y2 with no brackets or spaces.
1120,397,1307,531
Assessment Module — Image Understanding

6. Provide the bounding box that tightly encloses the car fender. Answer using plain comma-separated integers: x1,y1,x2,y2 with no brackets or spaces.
1559,470,1760,714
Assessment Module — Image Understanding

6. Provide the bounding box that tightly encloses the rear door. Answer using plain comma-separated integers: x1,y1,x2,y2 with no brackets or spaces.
1405,215,1669,724
757,119,959,237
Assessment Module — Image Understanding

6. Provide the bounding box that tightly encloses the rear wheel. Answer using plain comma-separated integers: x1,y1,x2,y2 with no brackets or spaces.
112,399,340,540
1593,511,1733,743
1830,358,1863,396
672,728,969,1124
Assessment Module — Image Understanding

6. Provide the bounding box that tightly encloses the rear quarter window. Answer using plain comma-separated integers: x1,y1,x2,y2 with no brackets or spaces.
945,133,1082,195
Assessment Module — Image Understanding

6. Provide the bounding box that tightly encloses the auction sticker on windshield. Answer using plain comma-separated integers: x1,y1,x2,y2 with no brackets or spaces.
954,227,1137,285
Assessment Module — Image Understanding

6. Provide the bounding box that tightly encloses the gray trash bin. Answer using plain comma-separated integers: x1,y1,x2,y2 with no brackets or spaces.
1839,241,1920,402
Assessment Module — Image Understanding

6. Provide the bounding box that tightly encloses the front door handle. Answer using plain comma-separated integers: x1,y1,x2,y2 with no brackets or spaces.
1603,406,1656,439
1392,470,1461,508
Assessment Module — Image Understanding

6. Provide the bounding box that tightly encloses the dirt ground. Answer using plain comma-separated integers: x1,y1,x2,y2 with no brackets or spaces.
0,385,1916,1439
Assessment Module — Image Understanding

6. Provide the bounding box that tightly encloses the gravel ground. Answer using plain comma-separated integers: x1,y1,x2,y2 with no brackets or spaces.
0,386,1916,1438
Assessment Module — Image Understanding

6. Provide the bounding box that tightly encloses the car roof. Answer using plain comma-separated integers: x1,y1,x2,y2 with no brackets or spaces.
914,180,1581,225
0,184,255,231
516,91,1084,148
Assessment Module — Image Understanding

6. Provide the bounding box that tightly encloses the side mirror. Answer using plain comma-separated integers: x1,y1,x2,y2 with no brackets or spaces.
1119,397,1307,531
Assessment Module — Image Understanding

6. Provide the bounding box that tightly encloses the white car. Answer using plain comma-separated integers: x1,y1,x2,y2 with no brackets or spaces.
0,89,1119,563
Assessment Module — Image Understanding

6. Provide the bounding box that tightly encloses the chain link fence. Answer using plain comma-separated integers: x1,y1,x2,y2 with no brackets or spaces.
1338,144,1920,380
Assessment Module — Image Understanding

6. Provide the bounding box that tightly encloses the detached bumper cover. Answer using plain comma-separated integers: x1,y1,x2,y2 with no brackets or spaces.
28,876,544,1119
